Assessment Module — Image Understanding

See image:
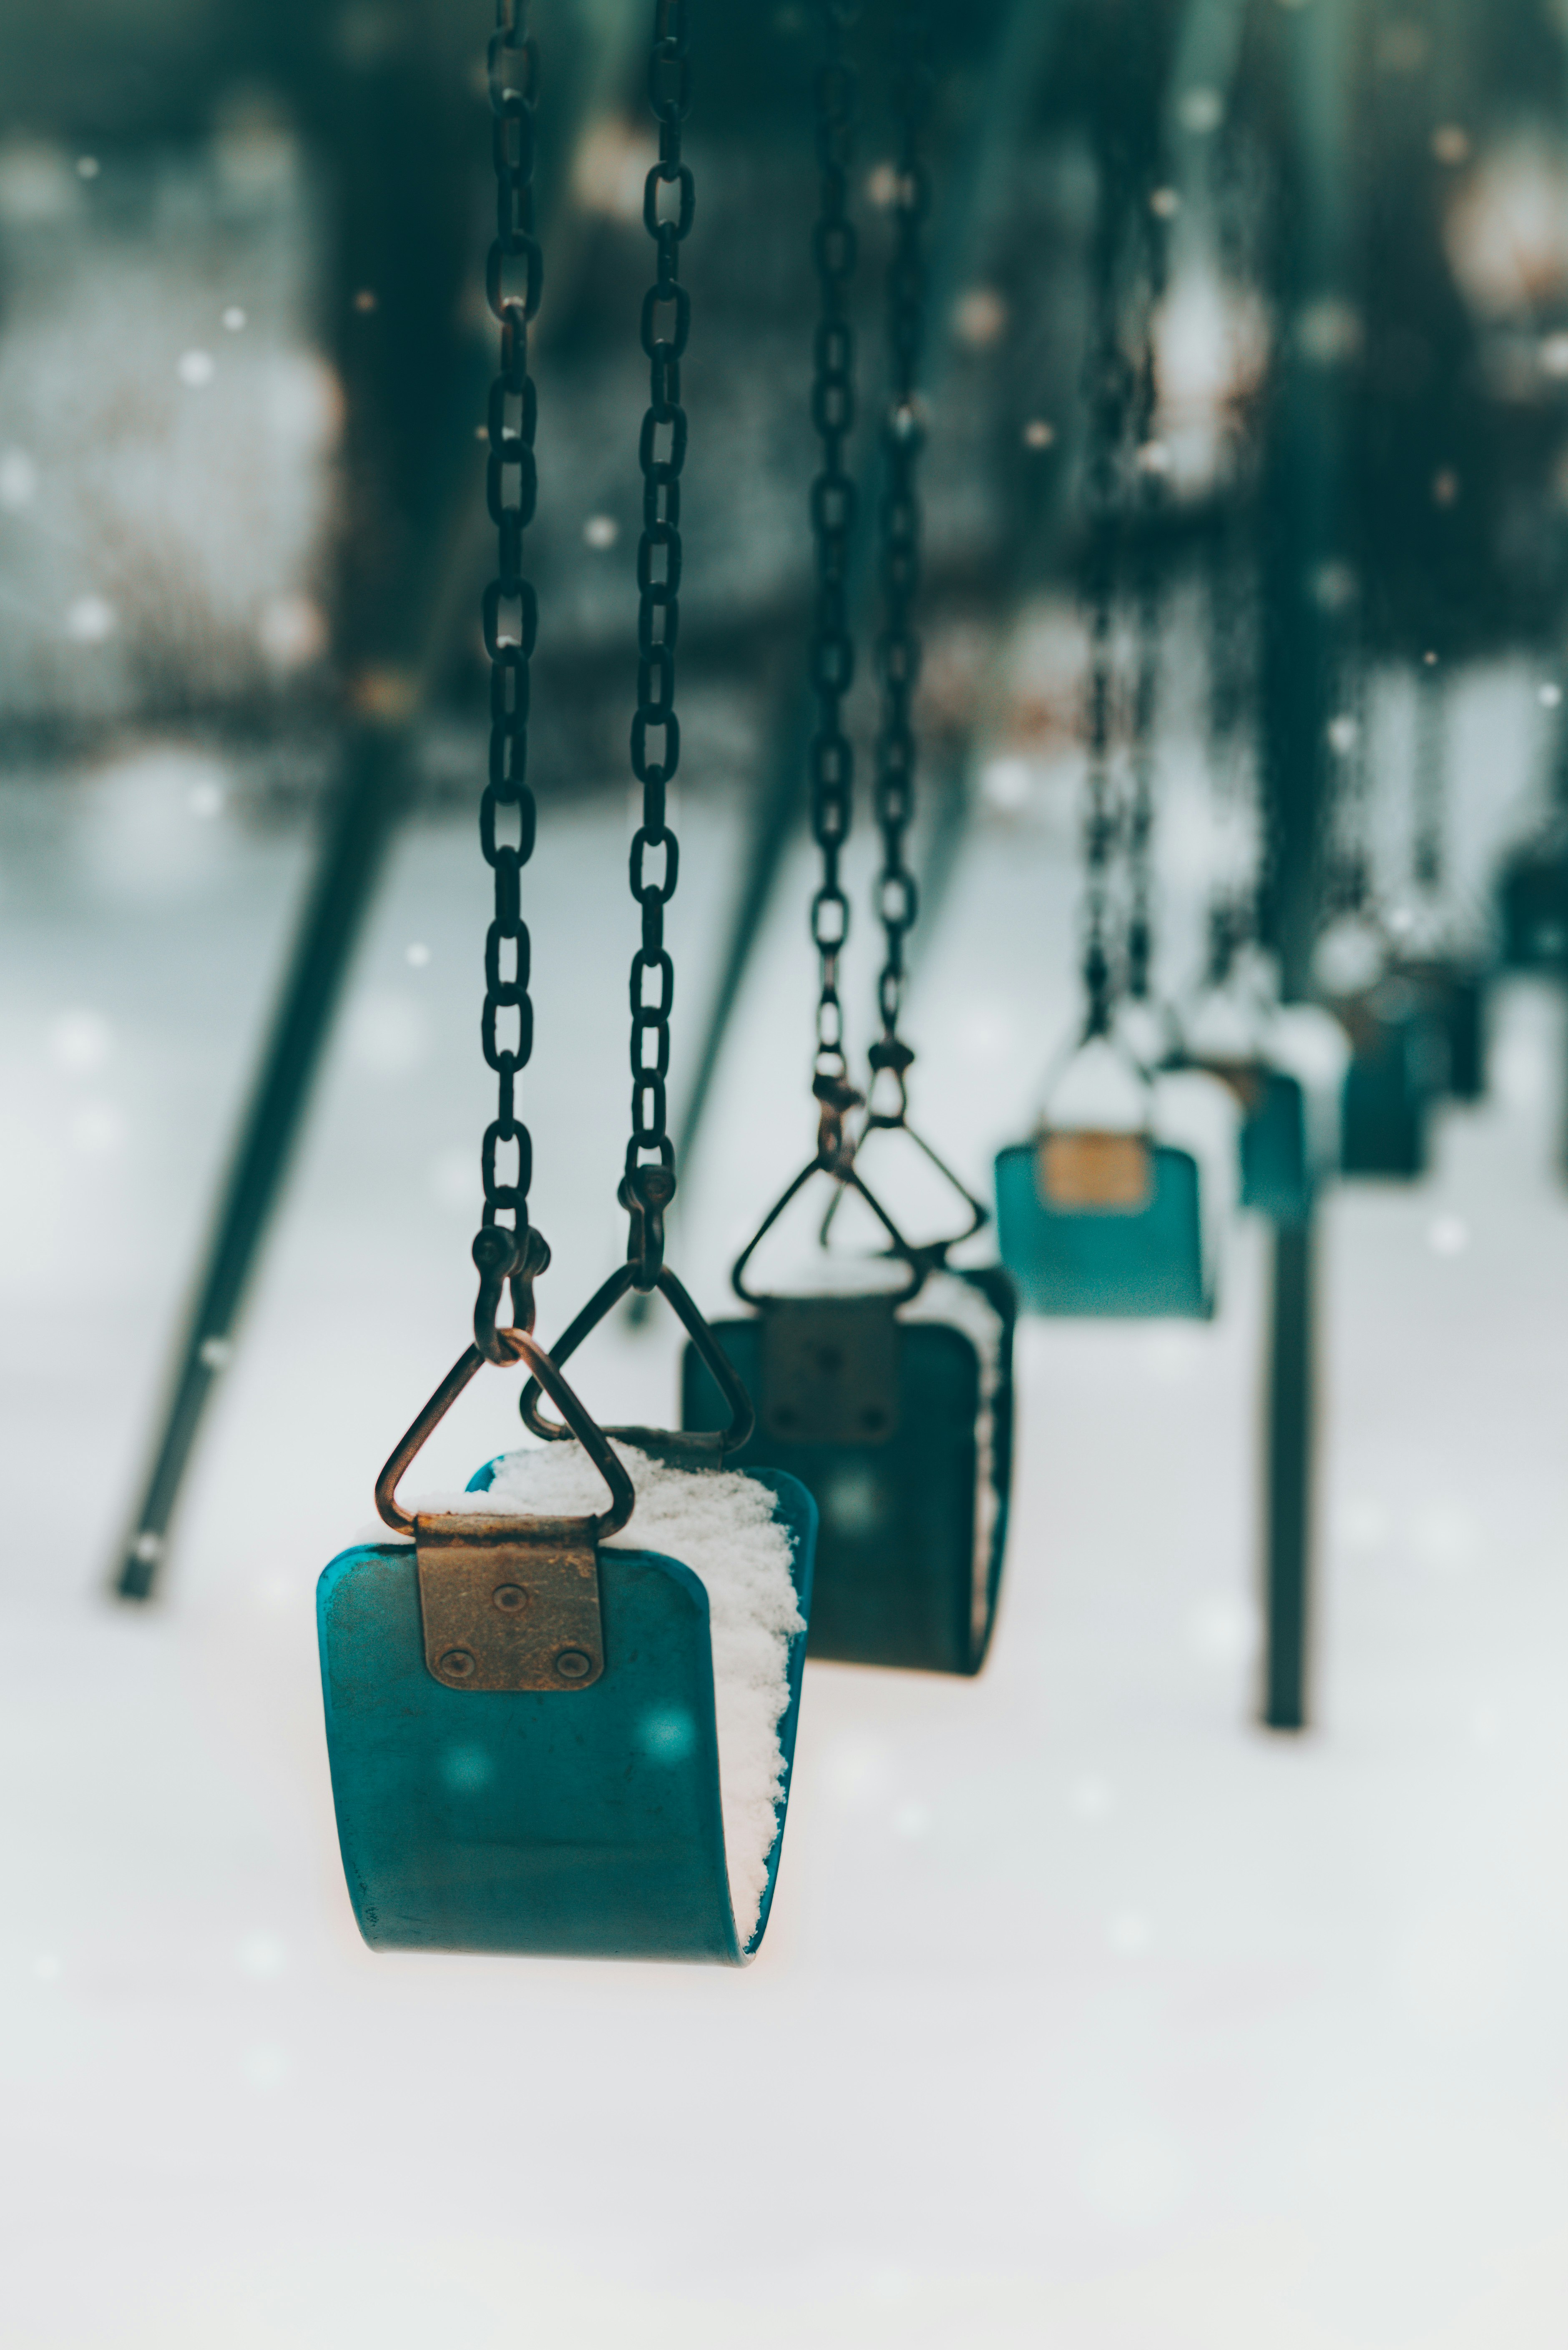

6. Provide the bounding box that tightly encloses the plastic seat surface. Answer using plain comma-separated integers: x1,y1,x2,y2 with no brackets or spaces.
1239,1069,1311,1222
316,1464,816,1964
994,1139,1209,1318
1500,841,1568,971
681,1278,1013,1677
1335,989,1441,1177
1399,960,1486,1102
1341,1049,1425,1175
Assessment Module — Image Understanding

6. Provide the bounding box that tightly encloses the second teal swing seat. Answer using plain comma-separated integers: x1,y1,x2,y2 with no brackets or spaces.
1332,978,1445,1178
318,1327,817,1965
683,1268,1014,1676
679,1118,1015,1676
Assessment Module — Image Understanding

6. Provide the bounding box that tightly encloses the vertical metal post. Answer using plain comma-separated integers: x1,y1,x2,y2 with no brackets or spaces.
1262,1218,1313,1728
1253,0,1353,1729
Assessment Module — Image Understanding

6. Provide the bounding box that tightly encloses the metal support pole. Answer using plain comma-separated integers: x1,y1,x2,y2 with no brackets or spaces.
1251,0,1353,1729
1261,1217,1314,1729
115,722,410,1596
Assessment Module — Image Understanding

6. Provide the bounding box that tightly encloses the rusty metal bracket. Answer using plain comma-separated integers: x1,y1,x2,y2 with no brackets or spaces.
375,1326,633,1696
414,1513,603,1692
1035,1130,1153,1212
1185,1055,1267,1115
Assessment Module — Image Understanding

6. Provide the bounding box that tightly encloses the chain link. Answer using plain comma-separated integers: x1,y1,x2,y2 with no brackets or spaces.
1321,622,1371,922
623,0,693,1225
1124,183,1168,1007
1079,91,1133,1041
806,1,860,1088
1412,657,1444,895
1204,118,1269,964
868,0,929,1114
475,0,545,1341
1204,463,1254,976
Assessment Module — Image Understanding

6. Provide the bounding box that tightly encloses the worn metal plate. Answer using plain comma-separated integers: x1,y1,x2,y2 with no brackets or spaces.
1190,1054,1266,1114
761,1297,901,1446
600,1426,726,1469
1036,1130,1153,1211
414,1512,603,1691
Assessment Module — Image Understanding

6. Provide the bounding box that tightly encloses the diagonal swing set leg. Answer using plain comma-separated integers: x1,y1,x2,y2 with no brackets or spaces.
114,723,412,1598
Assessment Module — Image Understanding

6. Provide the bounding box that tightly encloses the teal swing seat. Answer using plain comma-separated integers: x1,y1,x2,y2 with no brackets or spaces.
682,1268,1014,1676
1500,830,1568,972
678,1124,1015,1676
1168,957,1349,1228
1333,980,1443,1177
317,1329,817,1964
995,1127,1210,1318
1237,1069,1310,1220
1398,956,1486,1103
1175,1057,1312,1224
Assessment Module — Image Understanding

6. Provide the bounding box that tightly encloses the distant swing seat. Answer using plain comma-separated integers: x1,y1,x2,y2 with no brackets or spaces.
1499,831,1568,971
682,1268,1014,1677
1396,957,1486,1103
1176,1057,1312,1224
317,1331,817,1965
1331,979,1444,1178
994,1127,1210,1318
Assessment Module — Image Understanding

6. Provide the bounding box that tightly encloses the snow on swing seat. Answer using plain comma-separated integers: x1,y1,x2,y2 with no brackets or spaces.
317,1444,815,1963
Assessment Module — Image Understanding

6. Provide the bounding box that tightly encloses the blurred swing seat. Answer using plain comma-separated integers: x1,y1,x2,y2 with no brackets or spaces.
317,1336,817,1965
1499,831,1568,972
682,1269,1014,1677
1396,957,1486,1102
1176,1056,1312,1224
994,1128,1210,1318
1330,979,1445,1178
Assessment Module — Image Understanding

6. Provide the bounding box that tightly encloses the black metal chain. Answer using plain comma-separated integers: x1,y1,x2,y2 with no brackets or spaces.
474,0,548,1355
868,0,930,1120
805,0,860,1150
1203,436,1254,980
1080,92,1134,1041
1413,657,1444,896
1202,112,1271,964
1322,639,1372,920
621,0,694,1281
1124,183,1168,1006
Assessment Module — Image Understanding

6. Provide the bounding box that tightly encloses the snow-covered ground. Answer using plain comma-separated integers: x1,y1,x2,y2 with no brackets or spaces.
3,735,1568,2348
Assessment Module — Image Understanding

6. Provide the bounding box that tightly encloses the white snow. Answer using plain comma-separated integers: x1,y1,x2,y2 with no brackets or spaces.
904,1265,1010,1648
404,1440,804,1947
5,659,1568,2344
1271,1001,1352,1171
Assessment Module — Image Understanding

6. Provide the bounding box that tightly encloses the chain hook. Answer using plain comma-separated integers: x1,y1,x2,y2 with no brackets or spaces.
812,1065,862,1176
472,1221,550,1362
865,1034,913,1127
619,1162,676,1292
